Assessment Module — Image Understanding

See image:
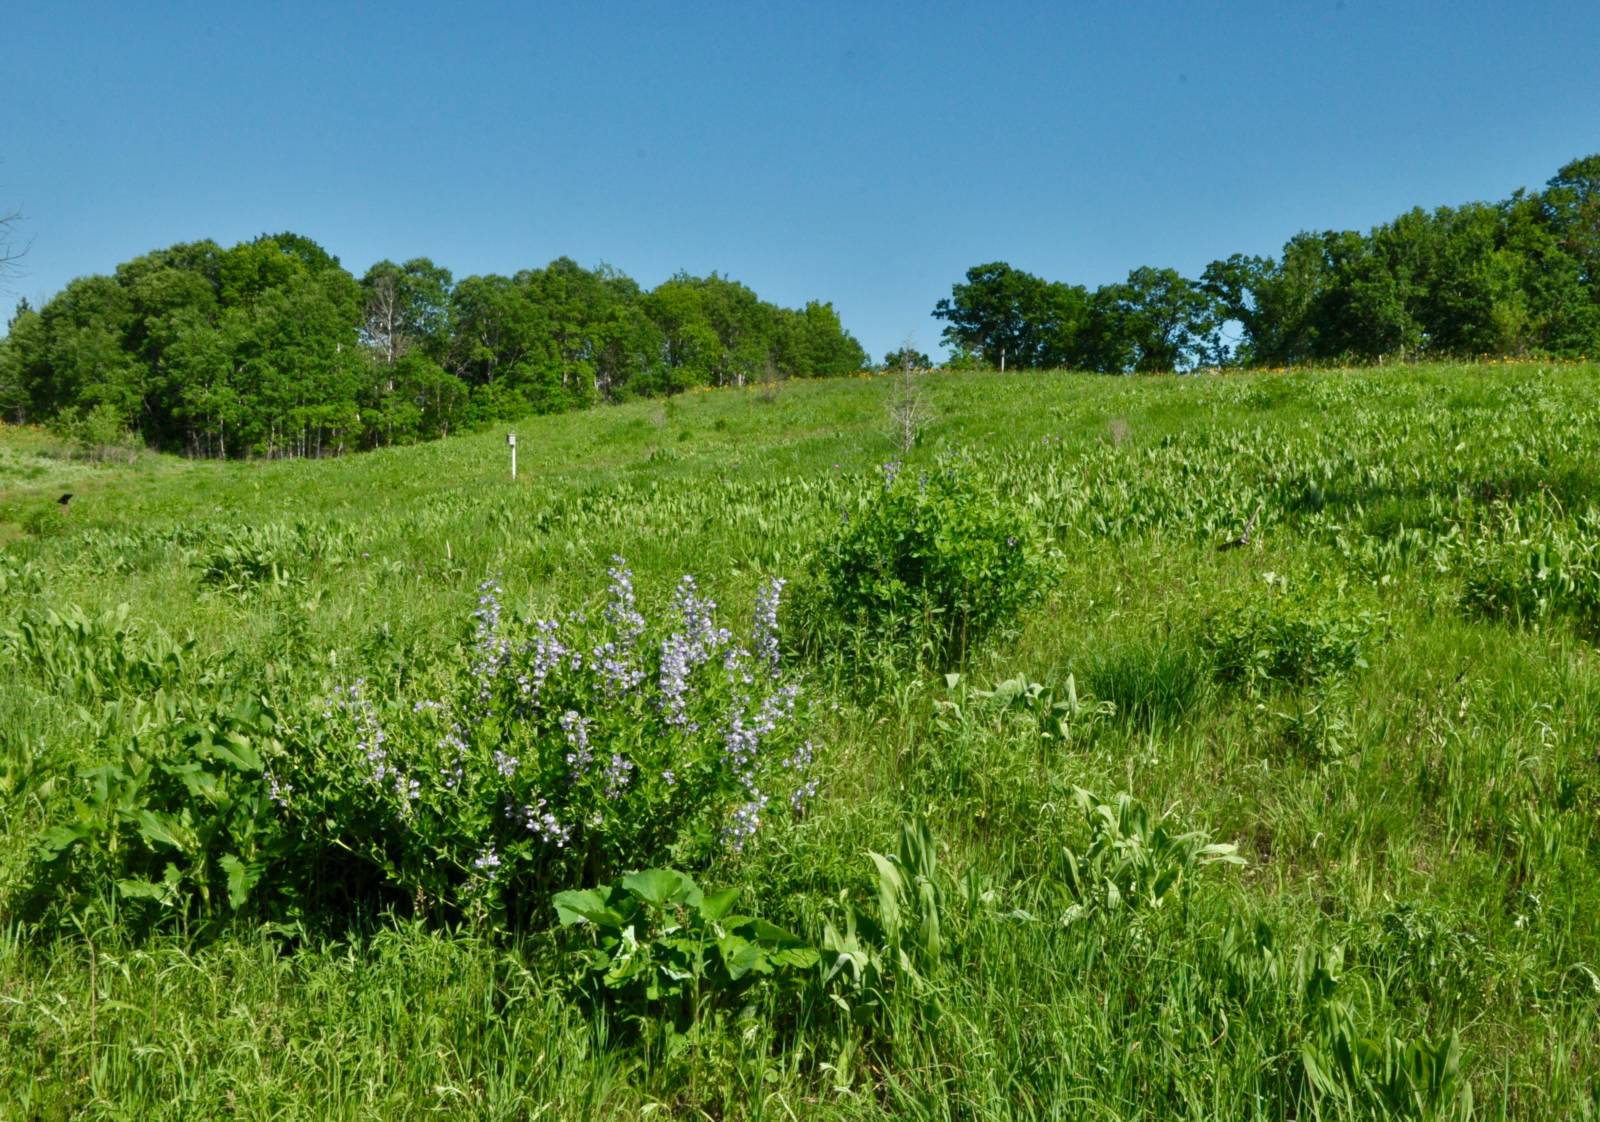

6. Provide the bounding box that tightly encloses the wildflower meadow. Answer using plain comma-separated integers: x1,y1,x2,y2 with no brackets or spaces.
3,361,1600,1118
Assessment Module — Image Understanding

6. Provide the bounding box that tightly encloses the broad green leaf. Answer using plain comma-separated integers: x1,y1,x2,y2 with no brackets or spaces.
116,878,173,902
718,933,764,980
698,886,739,921
623,868,698,908
553,887,625,929
220,853,259,911
38,825,83,859
136,810,194,853
208,733,263,773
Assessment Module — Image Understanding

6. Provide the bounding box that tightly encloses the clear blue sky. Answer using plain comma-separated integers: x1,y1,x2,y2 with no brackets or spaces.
6,1,1598,360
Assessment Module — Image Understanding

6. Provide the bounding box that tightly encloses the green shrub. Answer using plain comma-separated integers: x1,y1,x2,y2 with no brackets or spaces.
196,521,353,594
19,503,68,538
51,402,142,463
799,460,1050,665
1203,584,1376,692
1058,788,1243,925
1458,510,1600,633
822,818,953,1024
19,697,288,933
1,602,202,702
1363,904,1485,1016
1217,922,1474,1119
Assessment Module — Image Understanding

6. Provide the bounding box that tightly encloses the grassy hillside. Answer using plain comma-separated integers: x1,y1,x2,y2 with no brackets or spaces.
3,362,1600,1119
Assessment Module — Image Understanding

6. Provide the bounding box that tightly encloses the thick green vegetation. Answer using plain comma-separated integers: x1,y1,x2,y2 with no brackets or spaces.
2,361,1599,1119
935,154,1600,371
0,240,866,457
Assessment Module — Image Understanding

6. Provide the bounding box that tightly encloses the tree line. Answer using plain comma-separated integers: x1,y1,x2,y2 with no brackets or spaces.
933,155,1600,372
0,236,867,458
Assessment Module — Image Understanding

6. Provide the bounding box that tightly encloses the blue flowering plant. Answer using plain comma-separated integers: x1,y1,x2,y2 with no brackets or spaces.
279,560,818,927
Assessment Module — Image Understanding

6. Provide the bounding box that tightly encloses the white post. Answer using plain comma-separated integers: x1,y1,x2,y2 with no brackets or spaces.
508,431,517,480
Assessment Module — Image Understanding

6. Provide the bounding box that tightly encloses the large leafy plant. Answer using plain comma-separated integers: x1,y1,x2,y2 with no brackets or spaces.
553,868,817,1031
1059,787,1244,924
1202,582,1377,693
21,696,287,933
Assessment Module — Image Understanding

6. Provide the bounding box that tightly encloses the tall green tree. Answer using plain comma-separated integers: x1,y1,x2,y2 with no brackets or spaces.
361,258,453,366
933,262,1089,369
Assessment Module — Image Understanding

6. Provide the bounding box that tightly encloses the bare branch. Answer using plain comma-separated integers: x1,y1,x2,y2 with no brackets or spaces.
887,336,932,452
0,206,28,290
1217,501,1264,552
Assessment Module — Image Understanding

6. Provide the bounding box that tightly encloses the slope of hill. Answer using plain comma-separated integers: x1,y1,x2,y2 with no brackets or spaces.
3,362,1598,1119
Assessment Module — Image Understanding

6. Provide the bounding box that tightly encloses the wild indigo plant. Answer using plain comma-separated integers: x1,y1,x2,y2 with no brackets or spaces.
280,561,817,927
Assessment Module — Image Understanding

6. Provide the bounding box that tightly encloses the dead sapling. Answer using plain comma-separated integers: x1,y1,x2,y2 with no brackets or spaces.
1218,501,1263,552
887,342,932,453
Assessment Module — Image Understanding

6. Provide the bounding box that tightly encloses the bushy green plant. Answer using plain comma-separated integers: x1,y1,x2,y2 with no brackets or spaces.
1058,788,1244,925
21,697,288,933
1218,921,1475,1119
819,816,1031,1052
51,402,142,463
2,603,200,701
552,868,817,1033
938,670,1114,745
822,819,952,1024
1203,582,1376,692
800,459,1050,665
1078,636,1209,728
1268,681,1357,763
1366,904,1486,1015
920,673,1114,836
196,521,354,594
1458,509,1600,633
277,561,818,926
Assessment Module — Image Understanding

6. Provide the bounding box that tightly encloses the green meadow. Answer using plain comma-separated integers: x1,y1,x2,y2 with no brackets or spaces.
3,362,1600,1119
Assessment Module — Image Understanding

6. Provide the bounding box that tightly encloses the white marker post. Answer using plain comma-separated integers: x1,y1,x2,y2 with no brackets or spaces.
508,431,517,480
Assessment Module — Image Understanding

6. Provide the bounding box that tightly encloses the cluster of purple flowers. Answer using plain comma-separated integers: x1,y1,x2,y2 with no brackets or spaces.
724,683,800,776
720,680,805,843
560,709,593,779
602,753,635,799
604,556,646,647
471,580,512,702
438,722,468,790
265,770,292,809
510,796,572,848
751,576,785,674
780,740,820,810
590,638,645,695
333,680,422,808
520,618,571,704
659,575,734,730
472,845,502,879
322,560,822,902
726,789,770,850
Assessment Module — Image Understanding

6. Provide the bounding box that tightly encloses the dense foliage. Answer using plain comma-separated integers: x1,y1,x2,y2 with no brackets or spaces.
10,562,817,934
0,240,866,456
936,154,1600,370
